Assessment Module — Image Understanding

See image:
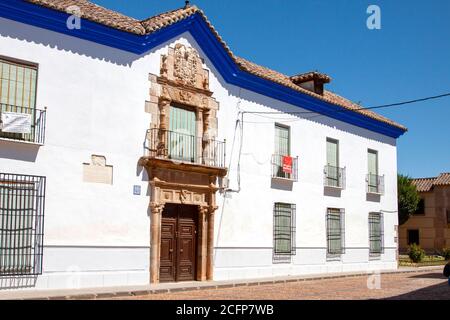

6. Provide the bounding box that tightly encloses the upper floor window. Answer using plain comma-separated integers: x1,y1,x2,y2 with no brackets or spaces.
168,105,197,162
271,124,297,181
275,124,290,157
0,57,37,109
324,138,345,188
414,198,425,215
0,57,46,144
367,149,384,194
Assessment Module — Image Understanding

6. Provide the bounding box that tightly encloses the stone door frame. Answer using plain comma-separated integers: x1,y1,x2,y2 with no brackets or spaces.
148,174,218,284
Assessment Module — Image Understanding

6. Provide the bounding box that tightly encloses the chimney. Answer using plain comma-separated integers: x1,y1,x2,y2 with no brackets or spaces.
290,72,331,95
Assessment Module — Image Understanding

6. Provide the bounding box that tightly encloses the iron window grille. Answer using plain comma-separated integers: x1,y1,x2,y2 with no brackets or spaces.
273,203,296,257
369,212,384,255
366,174,385,195
0,104,46,144
324,165,346,189
0,173,45,276
326,208,345,256
271,154,298,181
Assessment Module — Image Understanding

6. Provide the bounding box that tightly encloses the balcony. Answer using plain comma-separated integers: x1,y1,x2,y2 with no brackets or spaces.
366,173,385,195
324,165,346,189
144,128,226,169
271,154,298,181
0,104,46,145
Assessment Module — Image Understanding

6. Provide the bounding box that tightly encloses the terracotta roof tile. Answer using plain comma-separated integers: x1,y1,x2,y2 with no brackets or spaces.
412,173,450,192
412,177,436,192
26,0,146,34
24,0,406,131
434,173,450,186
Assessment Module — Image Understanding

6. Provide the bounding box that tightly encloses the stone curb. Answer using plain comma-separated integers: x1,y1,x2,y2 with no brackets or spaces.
9,266,443,300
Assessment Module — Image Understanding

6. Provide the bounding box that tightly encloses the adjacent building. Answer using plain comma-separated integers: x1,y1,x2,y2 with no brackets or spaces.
0,0,407,292
399,173,450,253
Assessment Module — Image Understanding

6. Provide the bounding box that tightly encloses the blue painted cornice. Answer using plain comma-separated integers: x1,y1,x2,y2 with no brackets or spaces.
0,0,406,138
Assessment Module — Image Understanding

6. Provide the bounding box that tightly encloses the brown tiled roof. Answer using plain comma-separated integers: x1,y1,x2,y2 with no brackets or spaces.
434,173,450,186
26,0,146,34
290,72,331,84
24,0,406,131
412,173,450,192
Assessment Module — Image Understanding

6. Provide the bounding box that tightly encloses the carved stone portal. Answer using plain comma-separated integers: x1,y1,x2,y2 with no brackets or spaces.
142,43,226,284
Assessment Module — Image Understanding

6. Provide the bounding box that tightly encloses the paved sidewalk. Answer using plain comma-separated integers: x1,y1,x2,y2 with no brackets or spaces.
0,266,444,300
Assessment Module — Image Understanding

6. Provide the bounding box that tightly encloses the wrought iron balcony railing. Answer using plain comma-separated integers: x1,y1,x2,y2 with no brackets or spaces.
145,128,226,168
324,165,346,189
0,104,46,145
366,173,385,195
271,154,298,181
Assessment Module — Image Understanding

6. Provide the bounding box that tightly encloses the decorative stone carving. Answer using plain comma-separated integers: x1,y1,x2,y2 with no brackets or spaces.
83,155,113,185
174,44,199,87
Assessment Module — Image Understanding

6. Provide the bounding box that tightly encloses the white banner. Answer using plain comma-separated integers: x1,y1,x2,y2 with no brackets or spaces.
1,111,32,134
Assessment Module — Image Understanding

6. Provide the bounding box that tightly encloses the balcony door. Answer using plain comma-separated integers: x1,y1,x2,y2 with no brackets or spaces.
326,138,339,187
168,105,197,162
0,57,38,141
368,149,379,193
274,124,290,178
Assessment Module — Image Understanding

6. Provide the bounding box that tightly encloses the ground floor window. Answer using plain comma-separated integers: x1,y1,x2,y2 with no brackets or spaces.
369,212,384,255
326,208,345,257
0,173,45,276
407,229,420,246
273,203,296,263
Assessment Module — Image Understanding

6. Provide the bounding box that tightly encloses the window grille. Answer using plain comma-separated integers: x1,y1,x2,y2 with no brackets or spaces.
0,173,45,276
369,212,384,255
326,208,345,255
273,203,296,257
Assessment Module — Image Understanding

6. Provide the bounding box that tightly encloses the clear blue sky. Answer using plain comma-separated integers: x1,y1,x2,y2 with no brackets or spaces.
93,0,450,178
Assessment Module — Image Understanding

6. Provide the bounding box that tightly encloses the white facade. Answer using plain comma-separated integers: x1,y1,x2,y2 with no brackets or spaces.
0,14,399,292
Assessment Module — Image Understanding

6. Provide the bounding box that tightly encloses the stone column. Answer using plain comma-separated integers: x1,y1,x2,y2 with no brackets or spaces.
202,109,211,166
206,205,218,281
157,98,170,157
150,202,164,284
197,206,209,281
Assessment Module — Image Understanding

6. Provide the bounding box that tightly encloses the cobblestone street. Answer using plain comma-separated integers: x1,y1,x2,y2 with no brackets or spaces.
114,270,449,300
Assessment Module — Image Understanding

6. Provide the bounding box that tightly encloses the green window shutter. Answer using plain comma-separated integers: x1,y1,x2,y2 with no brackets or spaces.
274,125,290,179
327,209,344,255
0,182,35,274
369,213,383,254
0,59,37,109
168,106,197,162
273,203,295,256
274,124,290,156
326,139,338,167
368,150,378,192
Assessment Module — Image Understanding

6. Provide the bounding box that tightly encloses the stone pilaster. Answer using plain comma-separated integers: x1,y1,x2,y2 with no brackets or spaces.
150,202,164,284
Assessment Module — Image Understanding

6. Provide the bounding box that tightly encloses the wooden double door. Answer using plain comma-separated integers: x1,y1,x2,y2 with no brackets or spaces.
160,204,198,282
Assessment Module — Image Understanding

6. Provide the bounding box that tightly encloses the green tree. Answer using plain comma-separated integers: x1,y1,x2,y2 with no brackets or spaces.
398,174,420,225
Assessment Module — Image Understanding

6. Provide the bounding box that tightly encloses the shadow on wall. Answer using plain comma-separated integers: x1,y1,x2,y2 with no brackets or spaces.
0,17,146,67
324,186,342,198
0,140,40,162
270,178,293,191
0,275,37,290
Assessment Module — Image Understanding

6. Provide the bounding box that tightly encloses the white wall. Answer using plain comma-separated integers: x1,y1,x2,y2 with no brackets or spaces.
0,17,398,291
